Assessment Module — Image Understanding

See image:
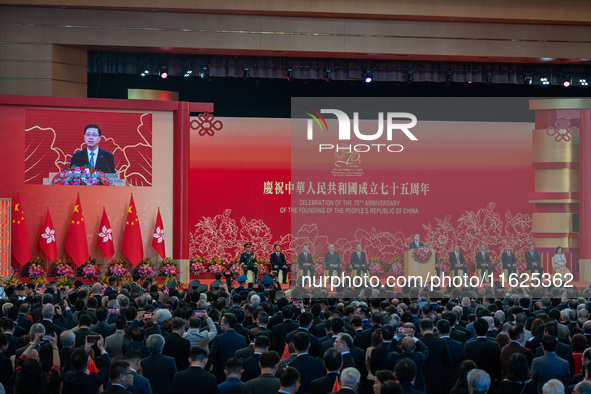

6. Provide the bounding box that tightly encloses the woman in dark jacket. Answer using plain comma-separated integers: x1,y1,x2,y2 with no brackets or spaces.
496,353,536,394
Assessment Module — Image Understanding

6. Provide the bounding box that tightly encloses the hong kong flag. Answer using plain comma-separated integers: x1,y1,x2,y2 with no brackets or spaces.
96,208,114,260
65,194,89,267
38,208,57,261
11,192,31,266
121,195,143,266
151,208,165,260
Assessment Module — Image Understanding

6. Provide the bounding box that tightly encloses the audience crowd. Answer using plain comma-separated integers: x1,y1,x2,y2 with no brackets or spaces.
0,273,591,394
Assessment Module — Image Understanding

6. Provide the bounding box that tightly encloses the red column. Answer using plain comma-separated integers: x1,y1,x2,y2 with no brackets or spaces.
580,110,591,263
173,102,190,261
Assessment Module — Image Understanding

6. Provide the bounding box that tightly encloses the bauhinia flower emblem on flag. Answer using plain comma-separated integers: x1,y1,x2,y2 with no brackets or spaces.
153,227,164,243
42,227,56,244
99,226,112,243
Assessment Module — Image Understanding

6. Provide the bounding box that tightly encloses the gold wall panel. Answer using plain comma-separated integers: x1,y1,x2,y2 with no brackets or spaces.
534,237,578,249
532,212,574,233
532,129,579,163
534,169,579,193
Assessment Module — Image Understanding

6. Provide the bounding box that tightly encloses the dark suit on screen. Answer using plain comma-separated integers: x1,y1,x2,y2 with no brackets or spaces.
297,251,314,277
270,251,288,284
525,250,543,274
449,251,467,276
350,251,367,275
475,251,492,276
70,148,115,173
502,251,517,275
324,251,341,276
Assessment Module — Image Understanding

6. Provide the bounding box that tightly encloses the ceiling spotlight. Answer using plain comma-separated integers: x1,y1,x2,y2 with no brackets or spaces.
562,74,571,87
541,76,550,85
243,65,250,79
446,69,453,84
324,67,332,82
407,69,414,83
523,73,532,85
140,66,150,77
159,66,168,79
286,67,293,81
183,67,193,78
580,76,589,86
486,71,493,84
199,65,210,79
364,68,373,83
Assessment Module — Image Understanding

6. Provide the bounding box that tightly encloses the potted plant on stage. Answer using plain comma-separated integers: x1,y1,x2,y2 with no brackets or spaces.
81,257,101,283
53,257,76,287
135,257,157,279
25,257,47,286
159,257,181,290
190,256,207,276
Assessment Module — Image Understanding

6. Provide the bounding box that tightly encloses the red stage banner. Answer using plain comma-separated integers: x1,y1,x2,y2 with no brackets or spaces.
11,192,31,266
39,208,57,261
122,195,143,266
97,208,115,260
65,194,89,267
152,208,166,260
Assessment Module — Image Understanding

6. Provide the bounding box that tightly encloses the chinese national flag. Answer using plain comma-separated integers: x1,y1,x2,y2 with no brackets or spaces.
65,194,89,267
331,377,340,392
96,208,114,260
151,208,165,260
11,193,31,266
121,195,143,266
38,208,57,261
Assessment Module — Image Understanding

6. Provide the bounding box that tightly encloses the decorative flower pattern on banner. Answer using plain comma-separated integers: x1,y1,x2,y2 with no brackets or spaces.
546,118,580,142
189,203,533,269
99,225,112,243
41,226,56,244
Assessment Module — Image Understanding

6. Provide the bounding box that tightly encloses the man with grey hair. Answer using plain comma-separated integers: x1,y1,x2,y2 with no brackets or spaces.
59,330,76,371
15,323,45,360
339,367,361,393
41,303,65,338
575,381,591,394
542,379,565,394
467,369,490,394
141,334,177,394
324,244,341,276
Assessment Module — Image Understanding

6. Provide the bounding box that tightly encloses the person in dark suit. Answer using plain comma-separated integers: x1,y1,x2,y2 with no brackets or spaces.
103,277,118,298
162,317,191,371
141,334,177,394
464,318,501,391
281,332,326,394
389,337,429,392
335,367,361,394
0,334,14,394
171,346,217,394
350,243,368,275
394,358,425,394
298,245,314,277
100,360,134,394
311,349,342,394
475,243,492,277
70,124,116,173
419,318,451,394
271,305,299,355
324,244,341,276
437,319,465,392
356,310,381,351
123,349,152,394
502,244,517,275
370,325,395,375
534,321,575,377
18,303,33,333
278,367,301,394
62,337,112,394
241,335,270,382
217,358,245,394
283,312,321,358
270,244,289,284
91,307,116,339
500,324,533,379
40,304,66,338
239,243,258,284
206,313,248,382
74,314,101,348
525,244,543,274
531,335,570,392
242,351,281,394
409,233,424,250
449,244,467,276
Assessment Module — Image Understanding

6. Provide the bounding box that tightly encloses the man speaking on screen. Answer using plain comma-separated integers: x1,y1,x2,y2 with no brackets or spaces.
70,124,115,173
